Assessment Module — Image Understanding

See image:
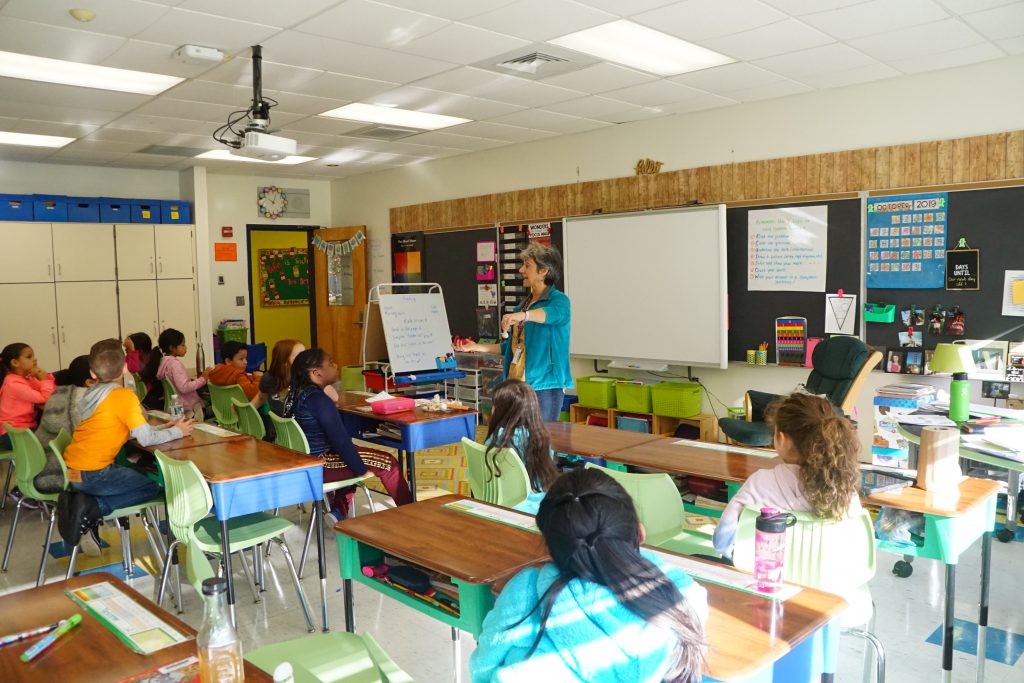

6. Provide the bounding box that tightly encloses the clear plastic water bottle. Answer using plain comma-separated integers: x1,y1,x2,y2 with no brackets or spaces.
169,393,185,420
197,577,244,683
754,507,797,593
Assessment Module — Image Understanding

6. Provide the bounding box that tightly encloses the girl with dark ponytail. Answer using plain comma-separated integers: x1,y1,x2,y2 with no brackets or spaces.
470,467,708,683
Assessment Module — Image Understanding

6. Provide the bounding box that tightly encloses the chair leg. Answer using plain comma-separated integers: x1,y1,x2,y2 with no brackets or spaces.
2,499,24,572
359,483,376,515
297,503,318,580
236,550,261,603
141,511,165,572
844,627,885,683
0,460,13,510
66,544,80,579
255,545,266,592
275,538,315,633
862,609,876,683
452,627,462,683
156,539,181,607
35,504,56,587
118,517,134,577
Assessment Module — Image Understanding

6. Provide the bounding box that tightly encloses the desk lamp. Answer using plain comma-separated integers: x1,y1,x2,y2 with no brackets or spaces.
929,343,976,422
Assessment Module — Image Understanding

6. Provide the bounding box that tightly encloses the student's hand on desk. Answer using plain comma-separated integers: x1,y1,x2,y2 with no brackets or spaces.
170,417,195,436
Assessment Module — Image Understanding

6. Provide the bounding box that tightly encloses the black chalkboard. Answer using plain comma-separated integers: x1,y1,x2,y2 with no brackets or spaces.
423,227,496,339
726,199,863,362
867,186,1024,348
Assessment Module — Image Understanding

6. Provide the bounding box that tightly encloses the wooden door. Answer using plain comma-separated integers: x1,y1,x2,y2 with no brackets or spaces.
157,279,198,348
115,224,156,280
118,280,159,342
0,223,53,283
0,283,59,370
56,281,119,366
53,224,116,281
155,224,195,279
314,226,368,367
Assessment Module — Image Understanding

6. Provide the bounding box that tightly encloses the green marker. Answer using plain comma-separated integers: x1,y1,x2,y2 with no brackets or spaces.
20,613,82,662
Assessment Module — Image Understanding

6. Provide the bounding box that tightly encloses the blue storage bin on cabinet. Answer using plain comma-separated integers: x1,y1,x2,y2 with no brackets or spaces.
33,195,68,222
67,197,100,222
161,200,191,224
0,194,33,221
131,199,161,223
99,197,132,222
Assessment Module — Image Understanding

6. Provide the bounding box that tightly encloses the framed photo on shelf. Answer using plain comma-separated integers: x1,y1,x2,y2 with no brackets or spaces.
963,339,1009,380
982,381,1010,400
923,349,935,375
885,349,905,374
904,349,924,375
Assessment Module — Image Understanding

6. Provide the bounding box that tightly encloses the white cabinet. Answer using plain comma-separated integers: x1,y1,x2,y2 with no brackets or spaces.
155,224,194,279
56,281,120,366
0,222,53,283
118,280,159,342
158,279,198,348
53,223,116,281
0,283,59,370
115,224,156,280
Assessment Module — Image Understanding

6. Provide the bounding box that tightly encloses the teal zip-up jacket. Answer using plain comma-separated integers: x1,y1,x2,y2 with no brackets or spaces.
501,286,573,391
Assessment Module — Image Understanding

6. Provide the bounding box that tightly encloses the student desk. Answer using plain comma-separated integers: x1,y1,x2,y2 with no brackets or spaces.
0,572,270,682
335,496,846,683
866,478,1000,683
143,414,249,451
336,392,476,500
546,420,664,460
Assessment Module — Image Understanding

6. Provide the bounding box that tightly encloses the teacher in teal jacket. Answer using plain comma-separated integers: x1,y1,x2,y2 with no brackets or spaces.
457,243,572,422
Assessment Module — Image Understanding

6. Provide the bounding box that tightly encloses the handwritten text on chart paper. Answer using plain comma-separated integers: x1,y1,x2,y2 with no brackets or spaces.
747,206,828,292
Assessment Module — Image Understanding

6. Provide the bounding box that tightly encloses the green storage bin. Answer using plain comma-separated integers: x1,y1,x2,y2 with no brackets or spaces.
651,382,702,418
864,303,896,323
341,365,365,391
575,376,622,408
615,382,652,413
217,327,248,344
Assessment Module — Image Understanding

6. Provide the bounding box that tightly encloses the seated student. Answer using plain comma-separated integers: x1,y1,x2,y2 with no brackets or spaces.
283,348,412,519
470,467,708,683
64,339,193,555
148,328,211,420
484,379,559,515
207,340,262,399
33,356,93,492
123,333,153,375
0,342,56,451
713,392,863,560
253,339,339,417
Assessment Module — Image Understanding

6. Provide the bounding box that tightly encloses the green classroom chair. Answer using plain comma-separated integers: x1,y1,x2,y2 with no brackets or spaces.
584,463,716,557
153,449,314,630
209,383,248,428
269,413,376,579
246,631,414,683
461,437,530,509
161,377,177,413
733,506,885,683
0,442,13,511
231,398,265,439
130,372,147,402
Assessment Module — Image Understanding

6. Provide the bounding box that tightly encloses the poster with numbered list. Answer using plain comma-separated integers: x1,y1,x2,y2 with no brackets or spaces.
747,205,828,292
865,192,948,288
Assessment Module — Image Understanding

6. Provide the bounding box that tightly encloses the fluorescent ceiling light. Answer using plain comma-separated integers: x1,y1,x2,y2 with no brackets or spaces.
318,103,470,130
0,49,184,95
0,131,74,148
195,150,316,165
549,20,734,76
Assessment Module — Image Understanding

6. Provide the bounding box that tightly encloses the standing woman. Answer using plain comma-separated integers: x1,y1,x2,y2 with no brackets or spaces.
457,243,572,422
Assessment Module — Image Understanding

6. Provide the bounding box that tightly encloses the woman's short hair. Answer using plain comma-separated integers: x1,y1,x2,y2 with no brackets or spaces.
519,242,562,287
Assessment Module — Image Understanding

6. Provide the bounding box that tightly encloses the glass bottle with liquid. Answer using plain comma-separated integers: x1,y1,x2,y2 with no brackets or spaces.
197,577,244,683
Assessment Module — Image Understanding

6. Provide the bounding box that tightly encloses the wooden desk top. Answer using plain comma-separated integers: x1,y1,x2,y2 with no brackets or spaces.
546,421,664,459
611,437,781,482
157,438,321,483
865,477,1001,516
0,573,270,683
334,495,547,584
142,415,249,451
337,391,477,426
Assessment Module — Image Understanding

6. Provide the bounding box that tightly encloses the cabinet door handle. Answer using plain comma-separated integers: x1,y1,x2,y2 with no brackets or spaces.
159,260,163,273
150,261,154,273
51,331,56,344
61,330,66,344
57,263,62,276
47,263,52,276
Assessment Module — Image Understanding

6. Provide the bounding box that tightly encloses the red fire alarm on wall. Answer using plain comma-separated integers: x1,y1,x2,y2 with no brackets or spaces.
221,226,233,238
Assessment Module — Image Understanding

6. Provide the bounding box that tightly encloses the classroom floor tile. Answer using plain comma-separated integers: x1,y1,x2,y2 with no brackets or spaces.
925,618,1024,666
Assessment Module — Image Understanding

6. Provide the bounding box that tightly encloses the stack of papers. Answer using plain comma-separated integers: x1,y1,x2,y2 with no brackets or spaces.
878,383,936,399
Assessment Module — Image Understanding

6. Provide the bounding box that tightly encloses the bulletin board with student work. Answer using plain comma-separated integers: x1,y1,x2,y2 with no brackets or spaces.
865,185,1024,351
258,248,309,306
726,198,862,362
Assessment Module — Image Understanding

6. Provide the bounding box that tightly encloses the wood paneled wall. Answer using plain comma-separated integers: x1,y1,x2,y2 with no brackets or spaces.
390,130,1024,233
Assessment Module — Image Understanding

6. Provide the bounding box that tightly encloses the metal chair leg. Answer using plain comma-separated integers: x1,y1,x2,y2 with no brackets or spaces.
156,539,181,607
452,627,463,683
35,504,56,587
255,545,266,592
2,499,24,572
276,539,315,633
297,502,318,580
66,544,80,579
844,627,885,683
236,550,261,603
0,460,13,510
360,484,377,514
118,517,134,577
141,511,165,573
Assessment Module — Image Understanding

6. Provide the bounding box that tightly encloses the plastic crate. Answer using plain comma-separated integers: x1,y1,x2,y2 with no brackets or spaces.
0,194,33,221
615,382,652,413
651,382,701,418
131,199,161,223
575,376,622,408
217,327,248,344
67,197,100,222
33,194,68,222
99,197,132,222
161,200,191,224
864,303,896,323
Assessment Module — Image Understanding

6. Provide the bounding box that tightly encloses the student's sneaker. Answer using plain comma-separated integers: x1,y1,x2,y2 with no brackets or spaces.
326,506,347,524
78,527,102,557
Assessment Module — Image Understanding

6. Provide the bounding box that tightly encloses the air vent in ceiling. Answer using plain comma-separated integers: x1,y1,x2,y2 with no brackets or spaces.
139,145,209,157
473,44,598,81
346,124,422,141
498,52,567,75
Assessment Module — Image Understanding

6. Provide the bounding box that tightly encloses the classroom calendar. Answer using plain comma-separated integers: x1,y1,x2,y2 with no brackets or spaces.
865,192,948,289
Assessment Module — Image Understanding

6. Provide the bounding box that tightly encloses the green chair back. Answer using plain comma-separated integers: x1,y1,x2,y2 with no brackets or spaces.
270,413,310,454
161,377,176,412
208,384,247,427
246,631,415,683
461,437,530,508
4,424,59,503
130,372,147,402
585,463,685,546
48,428,72,485
153,449,213,546
184,538,217,597
231,398,265,439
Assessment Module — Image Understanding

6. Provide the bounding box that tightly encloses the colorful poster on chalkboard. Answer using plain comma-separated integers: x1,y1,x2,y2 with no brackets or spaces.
747,205,827,292
392,232,424,284
258,248,309,307
866,192,947,288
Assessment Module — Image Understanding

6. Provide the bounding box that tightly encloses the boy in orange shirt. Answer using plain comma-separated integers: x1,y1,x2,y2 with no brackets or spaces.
64,339,193,552
206,341,262,399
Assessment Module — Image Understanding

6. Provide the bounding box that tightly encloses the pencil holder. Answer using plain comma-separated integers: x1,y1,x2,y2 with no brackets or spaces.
746,350,756,365
755,350,767,366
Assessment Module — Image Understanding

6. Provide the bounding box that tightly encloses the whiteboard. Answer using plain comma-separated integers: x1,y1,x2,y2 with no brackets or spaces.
564,206,728,369
747,205,828,291
378,293,454,374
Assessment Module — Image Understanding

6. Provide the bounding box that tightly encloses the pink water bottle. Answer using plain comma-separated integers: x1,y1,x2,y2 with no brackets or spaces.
754,507,797,593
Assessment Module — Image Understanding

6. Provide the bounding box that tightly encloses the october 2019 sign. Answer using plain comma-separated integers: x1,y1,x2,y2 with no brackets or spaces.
866,192,948,289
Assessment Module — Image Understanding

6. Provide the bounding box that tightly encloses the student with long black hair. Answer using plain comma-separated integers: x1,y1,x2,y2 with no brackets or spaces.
147,328,212,419
471,467,708,683
283,348,412,519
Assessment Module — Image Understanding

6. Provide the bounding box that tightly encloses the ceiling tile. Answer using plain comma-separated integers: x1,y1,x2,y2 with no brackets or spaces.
726,78,813,102
0,16,126,63
262,91,350,116
754,43,878,80
65,138,151,154
600,80,706,107
578,1,680,16
634,0,786,42
374,0,516,21
100,40,215,78
758,0,866,14
413,68,584,107
107,114,209,134
394,23,531,64
134,8,280,54
165,80,253,108
0,101,122,126
539,63,656,94
997,35,1024,53
464,0,615,42
670,62,786,93
293,72,398,103
445,120,558,142
888,41,1007,73
939,0,1021,13
602,107,672,123
0,147,56,162
281,117,372,136
542,95,643,118
398,131,509,150
245,109,308,128
134,98,241,121
799,62,902,88
800,0,950,41
200,58,324,91
361,85,522,119
0,77,151,111
849,19,985,62
1,0,168,37
178,0,341,29
294,0,448,48
487,108,608,133
47,150,129,164
700,19,834,60
962,2,1024,40
659,93,738,114
112,153,180,168
7,119,98,138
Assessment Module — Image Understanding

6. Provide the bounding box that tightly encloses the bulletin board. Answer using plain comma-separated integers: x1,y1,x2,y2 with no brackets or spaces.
258,247,309,307
726,198,862,362
422,227,497,339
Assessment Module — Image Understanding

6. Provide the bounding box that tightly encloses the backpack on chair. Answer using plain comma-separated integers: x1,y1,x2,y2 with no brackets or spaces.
57,491,102,547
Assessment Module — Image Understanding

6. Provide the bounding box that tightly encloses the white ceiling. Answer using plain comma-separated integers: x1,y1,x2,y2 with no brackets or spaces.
0,0,1020,178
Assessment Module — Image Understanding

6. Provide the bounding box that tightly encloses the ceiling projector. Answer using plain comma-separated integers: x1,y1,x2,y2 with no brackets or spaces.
235,131,296,161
